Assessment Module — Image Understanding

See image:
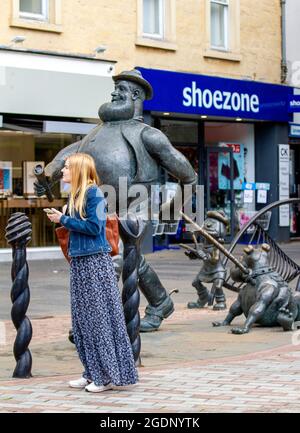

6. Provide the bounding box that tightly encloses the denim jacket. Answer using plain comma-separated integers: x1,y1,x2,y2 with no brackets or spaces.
59,185,112,258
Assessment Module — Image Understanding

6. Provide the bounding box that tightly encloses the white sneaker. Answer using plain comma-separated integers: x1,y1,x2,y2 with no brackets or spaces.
85,382,113,393
69,377,91,389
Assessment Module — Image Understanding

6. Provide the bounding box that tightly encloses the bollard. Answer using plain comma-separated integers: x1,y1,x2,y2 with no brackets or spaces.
5,212,33,378
118,213,146,366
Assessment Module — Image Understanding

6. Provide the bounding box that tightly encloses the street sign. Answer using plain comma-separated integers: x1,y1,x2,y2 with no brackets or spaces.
278,144,290,227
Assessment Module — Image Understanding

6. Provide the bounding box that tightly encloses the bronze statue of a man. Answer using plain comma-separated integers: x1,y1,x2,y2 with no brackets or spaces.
34,69,198,332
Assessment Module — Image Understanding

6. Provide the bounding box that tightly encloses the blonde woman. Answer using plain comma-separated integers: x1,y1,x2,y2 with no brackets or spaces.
47,153,138,393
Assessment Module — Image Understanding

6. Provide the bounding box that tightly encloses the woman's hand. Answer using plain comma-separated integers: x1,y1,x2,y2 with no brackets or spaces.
47,208,63,224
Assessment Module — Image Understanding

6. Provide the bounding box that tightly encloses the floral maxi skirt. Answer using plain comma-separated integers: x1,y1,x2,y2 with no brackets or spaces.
70,252,138,387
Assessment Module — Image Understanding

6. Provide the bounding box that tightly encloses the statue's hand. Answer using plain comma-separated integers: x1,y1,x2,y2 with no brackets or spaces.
197,248,209,261
244,270,255,285
33,180,53,197
184,251,199,260
184,248,208,261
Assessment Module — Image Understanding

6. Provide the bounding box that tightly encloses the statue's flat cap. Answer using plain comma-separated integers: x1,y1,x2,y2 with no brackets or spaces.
113,69,153,100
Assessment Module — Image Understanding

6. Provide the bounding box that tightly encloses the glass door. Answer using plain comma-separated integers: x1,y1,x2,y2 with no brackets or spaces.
206,146,235,241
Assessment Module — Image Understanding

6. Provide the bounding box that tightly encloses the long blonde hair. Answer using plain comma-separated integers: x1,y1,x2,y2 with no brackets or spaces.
66,153,100,219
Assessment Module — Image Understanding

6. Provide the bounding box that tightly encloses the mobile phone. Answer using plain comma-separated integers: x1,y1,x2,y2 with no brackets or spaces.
43,208,54,214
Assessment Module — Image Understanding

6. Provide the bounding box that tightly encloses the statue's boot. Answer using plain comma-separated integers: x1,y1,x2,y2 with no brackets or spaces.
138,255,174,332
212,284,226,311
187,280,212,309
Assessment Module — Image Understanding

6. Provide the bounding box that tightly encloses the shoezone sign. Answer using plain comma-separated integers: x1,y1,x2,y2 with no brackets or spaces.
139,67,293,122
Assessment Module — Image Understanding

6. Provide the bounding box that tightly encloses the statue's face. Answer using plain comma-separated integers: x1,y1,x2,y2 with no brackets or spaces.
203,218,225,239
243,248,269,269
111,81,133,105
98,80,135,122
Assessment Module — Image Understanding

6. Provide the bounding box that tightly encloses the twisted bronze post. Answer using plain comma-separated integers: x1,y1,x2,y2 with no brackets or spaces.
119,213,146,365
5,212,33,378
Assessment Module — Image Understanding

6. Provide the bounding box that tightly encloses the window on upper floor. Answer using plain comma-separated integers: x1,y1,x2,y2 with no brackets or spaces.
210,0,229,50
204,0,241,62
136,0,176,51
143,0,164,39
19,0,48,21
11,0,62,33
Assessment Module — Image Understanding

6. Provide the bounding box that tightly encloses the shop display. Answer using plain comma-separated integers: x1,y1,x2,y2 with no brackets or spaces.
237,210,271,232
218,143,244,190
0,161,12,194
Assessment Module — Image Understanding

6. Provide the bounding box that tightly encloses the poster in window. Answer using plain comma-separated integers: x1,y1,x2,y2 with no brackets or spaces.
0,161,13,194
23,161,44,196
218,143,244,190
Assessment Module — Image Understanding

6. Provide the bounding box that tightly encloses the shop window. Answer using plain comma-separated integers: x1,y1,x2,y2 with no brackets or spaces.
0,130,73,247
11,0,62,33
19,0,48,21
136,0,177,50
204,0,241,62
210,0,228,50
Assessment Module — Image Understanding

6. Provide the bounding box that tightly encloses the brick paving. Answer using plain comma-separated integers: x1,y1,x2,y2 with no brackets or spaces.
1,345,300,413
1,245,300,413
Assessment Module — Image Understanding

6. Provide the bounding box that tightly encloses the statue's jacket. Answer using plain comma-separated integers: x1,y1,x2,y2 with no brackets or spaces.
79,120,160,188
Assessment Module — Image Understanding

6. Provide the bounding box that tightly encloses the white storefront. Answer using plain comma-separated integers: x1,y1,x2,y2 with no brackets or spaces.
0,48,116,251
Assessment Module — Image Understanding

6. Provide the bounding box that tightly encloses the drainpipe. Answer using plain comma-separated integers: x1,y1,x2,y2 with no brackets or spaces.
281,0,288,83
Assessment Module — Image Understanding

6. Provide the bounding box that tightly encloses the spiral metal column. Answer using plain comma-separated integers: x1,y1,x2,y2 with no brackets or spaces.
119,213,146,365
5,212,33,378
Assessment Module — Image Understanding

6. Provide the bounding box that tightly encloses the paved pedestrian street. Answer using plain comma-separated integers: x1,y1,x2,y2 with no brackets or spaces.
1,246,300,413
0,345,300,413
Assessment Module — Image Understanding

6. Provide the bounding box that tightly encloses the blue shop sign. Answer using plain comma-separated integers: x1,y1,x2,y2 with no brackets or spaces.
289,95,300,113
138,67,292,122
